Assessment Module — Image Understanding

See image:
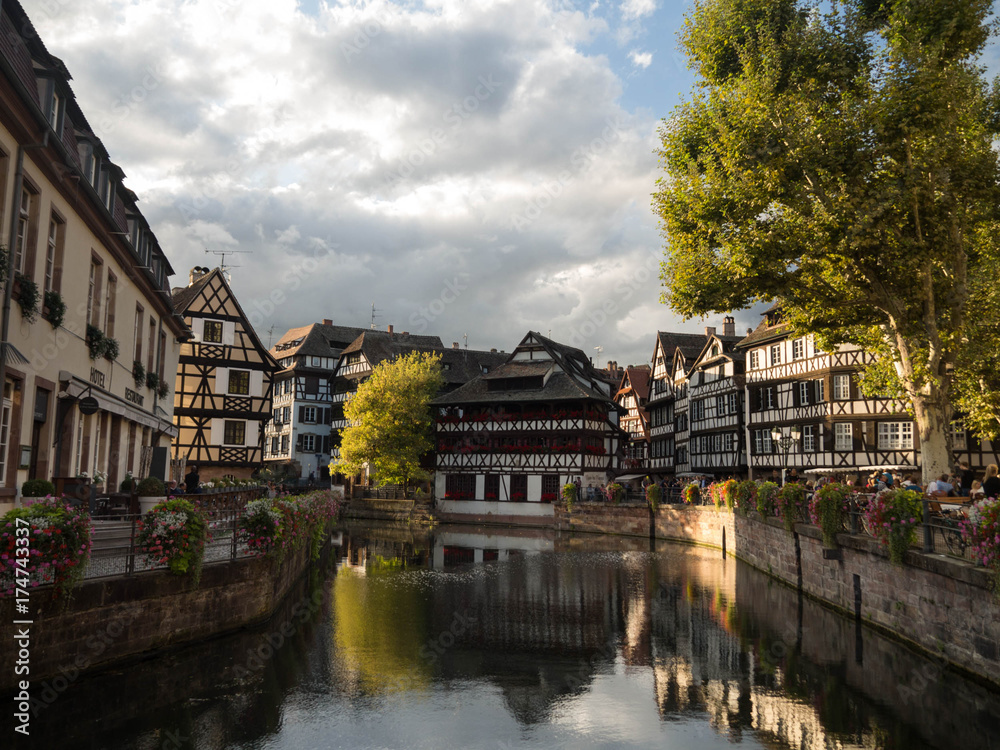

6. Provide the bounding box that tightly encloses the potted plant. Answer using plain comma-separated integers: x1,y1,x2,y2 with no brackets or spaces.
42,290,65,328
864,488,922,564
778,482,807,533
136,498,207,583
561,482,577,511
14,273,39,323
132,360,145,388
646,483,662,512
606,482,624,504
146,371,160,391
86,325,105,360
136,476,166,515
20,478,56,506
756,481,779,517
734,479,757,516
683,483,700,504
101,336,120,361
810,482,851,548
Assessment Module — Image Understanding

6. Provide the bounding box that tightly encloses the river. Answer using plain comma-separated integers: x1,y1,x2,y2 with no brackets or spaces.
25,521,1000,749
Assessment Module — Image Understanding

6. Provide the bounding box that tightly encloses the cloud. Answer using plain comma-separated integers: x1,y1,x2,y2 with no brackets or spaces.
30,0,679,367
629,50,653,69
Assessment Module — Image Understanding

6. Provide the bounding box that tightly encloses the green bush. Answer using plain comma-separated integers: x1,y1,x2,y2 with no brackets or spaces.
734,480,757,516
756,481,779,517
646,483,662,512
778,482,808,533
120,476,136,493
21,479,56,497
137,498,207,582
136,476,165,496
561,482,577,511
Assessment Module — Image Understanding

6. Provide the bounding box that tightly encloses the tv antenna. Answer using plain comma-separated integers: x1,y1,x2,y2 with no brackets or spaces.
205,247,252,279
593,345,604,367
267,324,277,348
370,302,382,329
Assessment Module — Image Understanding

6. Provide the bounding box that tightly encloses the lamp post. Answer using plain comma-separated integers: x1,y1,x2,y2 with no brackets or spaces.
770,426,802,485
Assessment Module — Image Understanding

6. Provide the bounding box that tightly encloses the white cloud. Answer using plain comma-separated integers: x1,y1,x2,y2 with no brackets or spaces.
629,50,653,68
621,0,657,20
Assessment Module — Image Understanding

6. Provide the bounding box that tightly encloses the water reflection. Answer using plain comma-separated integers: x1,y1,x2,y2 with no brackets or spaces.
32,522,1000,749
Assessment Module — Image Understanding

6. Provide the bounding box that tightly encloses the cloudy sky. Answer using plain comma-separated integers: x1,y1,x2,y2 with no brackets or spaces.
22,0,1000,368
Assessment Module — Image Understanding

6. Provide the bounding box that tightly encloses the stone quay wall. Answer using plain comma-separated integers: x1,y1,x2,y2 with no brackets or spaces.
1,539,327,691
544,501,999,687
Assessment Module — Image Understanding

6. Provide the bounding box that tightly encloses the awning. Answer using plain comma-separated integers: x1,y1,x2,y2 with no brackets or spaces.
676,471,711,477
60,372,177,437
858,465,919,471
615,473,646,482
801,467,842,474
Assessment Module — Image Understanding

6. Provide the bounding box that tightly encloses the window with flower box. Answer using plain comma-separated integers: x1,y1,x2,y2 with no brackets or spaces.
445,474,475,501
484,474,500,501
510,474,527,502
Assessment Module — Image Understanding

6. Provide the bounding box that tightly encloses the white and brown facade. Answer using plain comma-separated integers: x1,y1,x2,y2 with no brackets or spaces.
615,365,651,473
171,268,278,480
0,1,188,509
432,332,622,518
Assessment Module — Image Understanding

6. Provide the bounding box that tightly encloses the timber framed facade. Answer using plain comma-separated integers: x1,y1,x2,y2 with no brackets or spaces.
171,268,278,480
616,365,650,473
432,332,622,512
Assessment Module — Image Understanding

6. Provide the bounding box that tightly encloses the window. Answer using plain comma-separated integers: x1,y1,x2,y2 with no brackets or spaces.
303,406,317,423
510,474,527,501
14,188,33,275
134,306,143,362
834,423,853,451
203,321,223,343
833,374,851,400
799,381,810,406
728,393,738,415
302,434,316,452
749,350,760,369
542,475,560,496
104,273,117,338
228,370,250,395
485,474,500,500
45,214,64,293
676,446,687,464
716,395,726,416
770,344,782,365
223,420,245,445
282,406,291,423
724,433,735,452
792,338,805,360
802,425,816,452
158,332,166,380
762,386,775,410
878,422,913,450
815,379,825,402
311,356,322,366
147,319,156,372
691,400,704,421
281,435,289,453
754,429,773,454
0,393,10,487
271,436,279,454
952,423,968,451
88,257,103,327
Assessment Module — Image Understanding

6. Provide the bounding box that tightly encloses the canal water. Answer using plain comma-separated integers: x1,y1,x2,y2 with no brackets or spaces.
28,521,1000,749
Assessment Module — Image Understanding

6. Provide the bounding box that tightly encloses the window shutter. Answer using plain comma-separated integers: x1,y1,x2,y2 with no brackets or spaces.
752,387,761,411
299,406,306,423
791,383,799,408
322,435,330,454
296,434,303,452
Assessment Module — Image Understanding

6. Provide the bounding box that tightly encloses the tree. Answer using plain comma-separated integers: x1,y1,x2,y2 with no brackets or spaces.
654,0,1000,481
333,351,443,486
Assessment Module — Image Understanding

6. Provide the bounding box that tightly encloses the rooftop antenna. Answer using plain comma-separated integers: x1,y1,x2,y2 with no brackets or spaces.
594,345,604,368
267,324,277,348
463,333,468,349
370,302,382,330
206,247,252,282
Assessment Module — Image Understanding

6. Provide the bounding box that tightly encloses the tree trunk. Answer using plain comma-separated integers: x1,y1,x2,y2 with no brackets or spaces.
913,395,952,485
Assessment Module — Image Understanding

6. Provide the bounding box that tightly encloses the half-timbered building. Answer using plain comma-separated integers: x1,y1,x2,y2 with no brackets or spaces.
738,306,917,479
265,320,368,481
645,331,711,478
171,267,279,480
686,318,747,477
0,1,188,510
431,332,622,519
616,365,651,473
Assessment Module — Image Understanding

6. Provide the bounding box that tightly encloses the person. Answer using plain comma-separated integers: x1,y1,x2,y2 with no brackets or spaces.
982,464,1000,500
959,462,975,496
882,472,894,488
970,479,984,499
308,471,316,486
927,474,955,497
184,465,201,494
166,480,179,497
787,468,800,483
903,474,923,492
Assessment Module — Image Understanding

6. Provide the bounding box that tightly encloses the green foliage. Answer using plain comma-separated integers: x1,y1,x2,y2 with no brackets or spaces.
778,483,807,532
20,479,55,497
15,273,39,323
136,476,165,497
132,360,145,388
43,290,65,329
655,0,1000,478
606,482,624,504
646,483,662,512
137,498,207,582
335,351,443,486
101,336,120,361
734,479,757,516
120,475,136,493
145,371,160,391
864,488,923,564
1,498,91,600
86,325,104,360
562,482,577,511
756,481,779,517
683,483,701,504
810,483,851,547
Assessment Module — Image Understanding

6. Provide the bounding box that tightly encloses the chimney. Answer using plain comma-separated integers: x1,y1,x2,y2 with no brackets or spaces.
322,319,332,326
453,342,460,349
189,266,208,286
705,326,716,337
387,324,394,335
402,331,409,336
746,328,753,335
723,316,735,337
490,348,497,353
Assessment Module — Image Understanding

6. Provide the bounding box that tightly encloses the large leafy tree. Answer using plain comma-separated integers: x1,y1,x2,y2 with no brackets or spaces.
655,0,1000,481
334,351,443,486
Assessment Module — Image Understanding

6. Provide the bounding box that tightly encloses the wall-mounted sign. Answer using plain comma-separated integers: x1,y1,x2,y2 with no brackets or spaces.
78,396,100,415
89,367,106,389
125,387,144,407
18,445,31,470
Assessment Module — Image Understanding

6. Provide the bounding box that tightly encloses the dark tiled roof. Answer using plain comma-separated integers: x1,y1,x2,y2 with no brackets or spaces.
656,331,708,364
340,331,445,367
618,365,651,400
170,273,213,313
481,360,551,379
736,316,791,348
433,372,608,406
439,348,509,384
271,323,371,359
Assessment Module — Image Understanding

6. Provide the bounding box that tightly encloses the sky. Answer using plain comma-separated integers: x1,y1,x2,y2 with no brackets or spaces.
21,0,1000,369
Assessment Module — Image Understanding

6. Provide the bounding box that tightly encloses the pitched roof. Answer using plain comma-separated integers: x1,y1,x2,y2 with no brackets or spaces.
339,330,445,369
618,365,651,400
438,347,509,385
736,314,791,349
270,323,371,359
170,272,214,314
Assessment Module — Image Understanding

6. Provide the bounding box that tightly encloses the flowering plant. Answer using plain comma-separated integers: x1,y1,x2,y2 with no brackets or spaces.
683,483,700,505
646,483,662,511
959,497,1000,581
605,483,624,504
756,481,779,517
136,498,208,581
863,488,922,563
1,497,91,599
734,480,757,516
777,483,807,532
562,483,577,511
511,491,526,502
809,482,851,547
540,492,557,503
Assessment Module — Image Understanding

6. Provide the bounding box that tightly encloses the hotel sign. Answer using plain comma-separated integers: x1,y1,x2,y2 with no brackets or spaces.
89,367,106,389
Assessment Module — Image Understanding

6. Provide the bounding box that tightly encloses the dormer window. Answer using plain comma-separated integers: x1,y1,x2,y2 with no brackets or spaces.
49,91,61,130
78,141,96,185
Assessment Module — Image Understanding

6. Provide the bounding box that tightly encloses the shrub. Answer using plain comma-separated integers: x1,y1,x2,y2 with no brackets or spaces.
646,483,662,512
777,483,807,532
240,489,342,561
136,498,207,581
146,372,160,391
734,480,757,516
709,482,724,510
86,324,104,360
101,336,120,361
120,475,136,493
21,479,56,498
606,483,624,504
136,476,165,496
756,481,779,517
561,483,577,511
683,483,700,504
1,497,92,599
809,482,851,547
864,488,922,564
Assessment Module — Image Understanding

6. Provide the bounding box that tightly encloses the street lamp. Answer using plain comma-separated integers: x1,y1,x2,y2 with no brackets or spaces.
770,426,802,485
